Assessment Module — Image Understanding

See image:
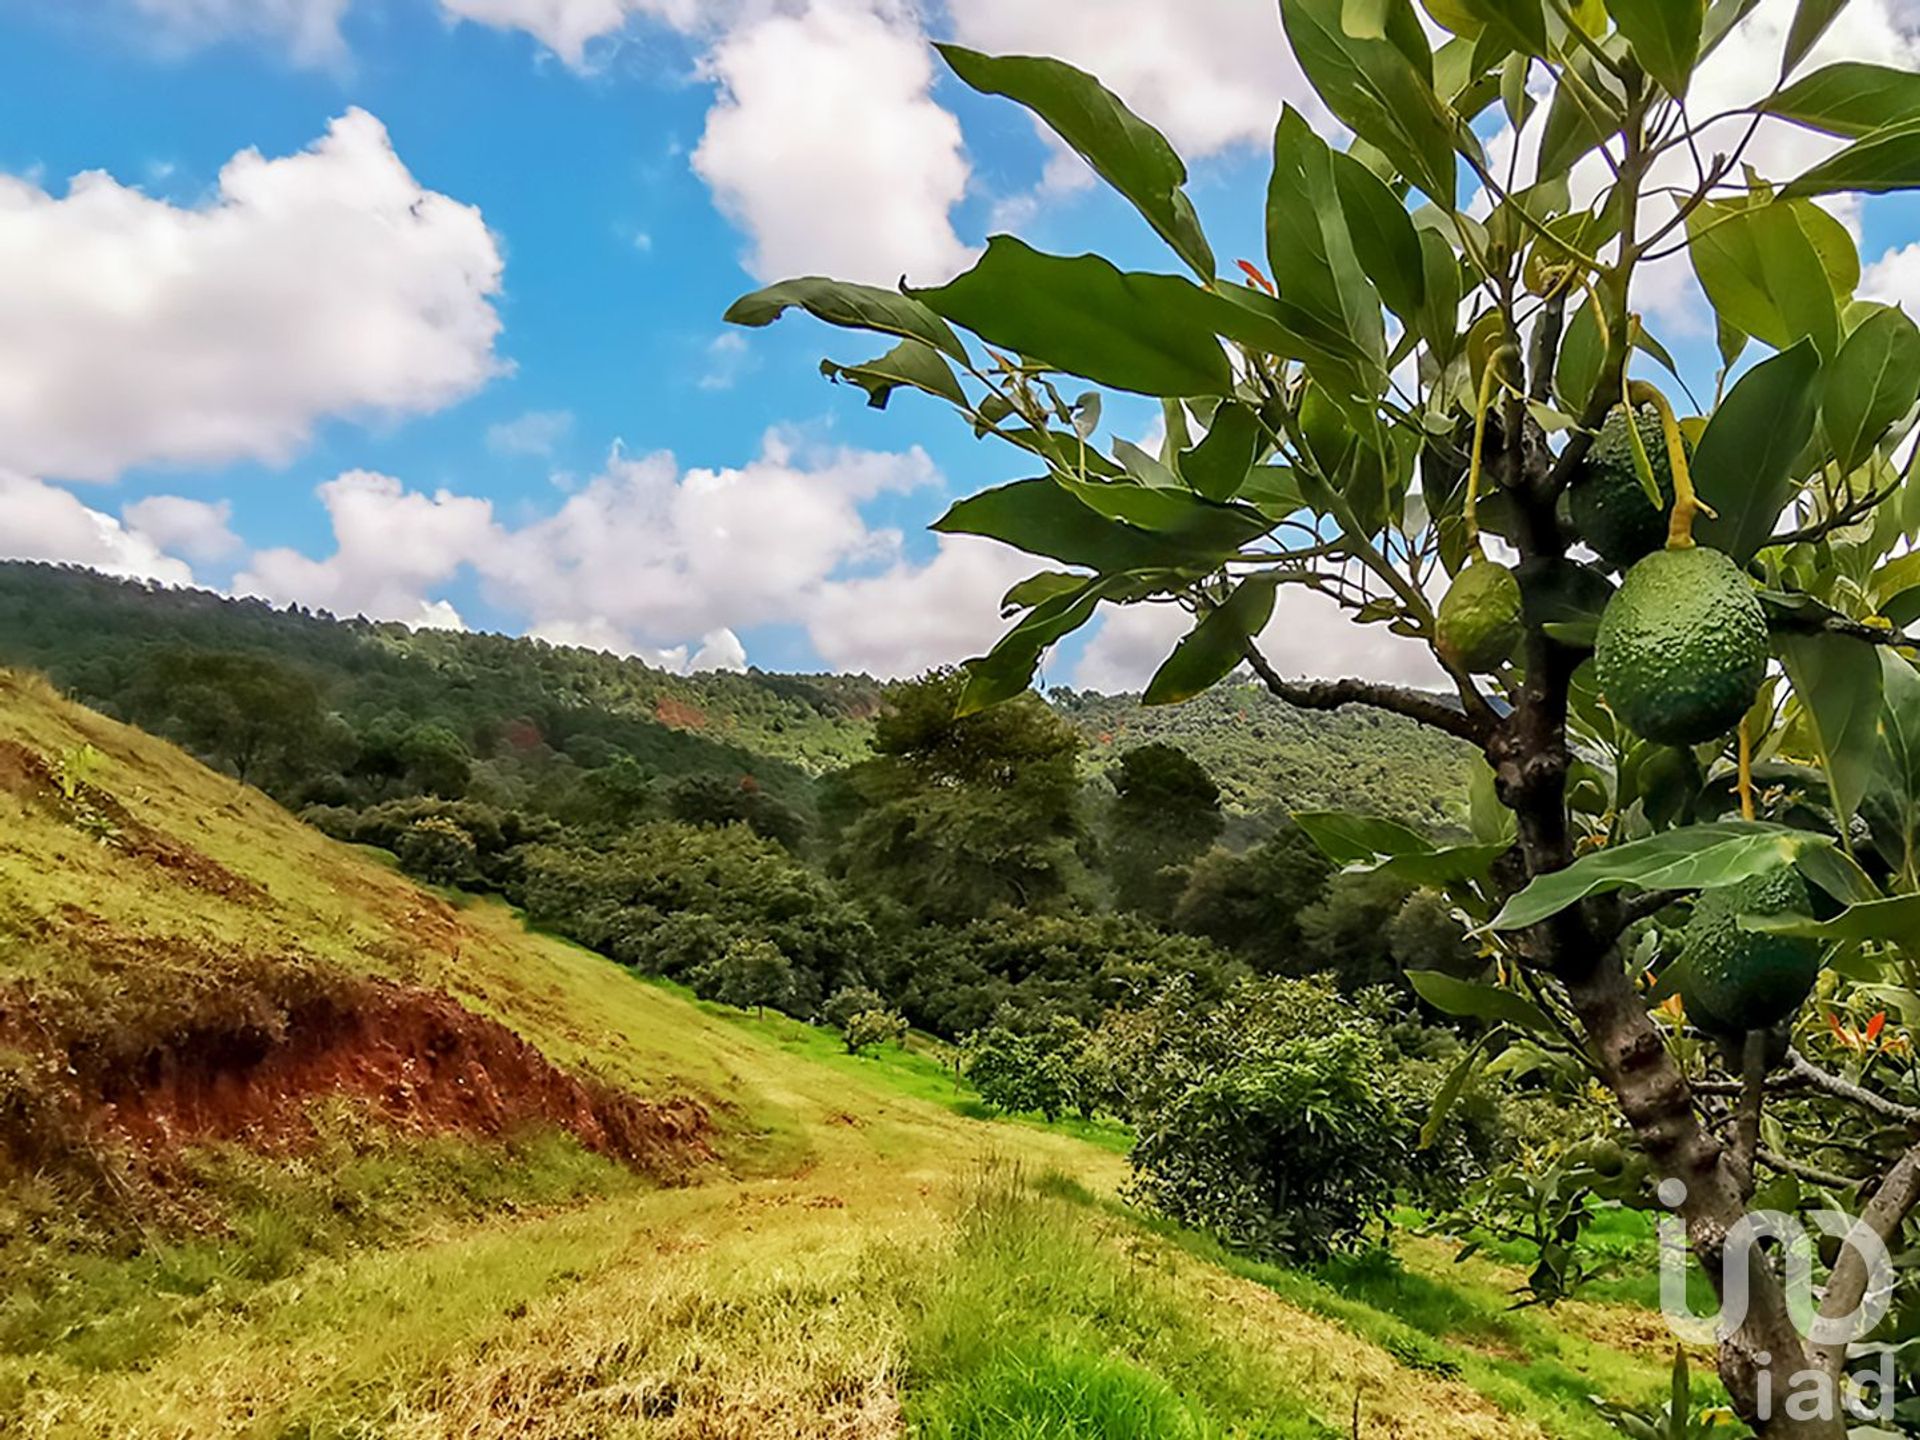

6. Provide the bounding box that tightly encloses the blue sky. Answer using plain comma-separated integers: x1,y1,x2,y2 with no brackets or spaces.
2,0,1919,690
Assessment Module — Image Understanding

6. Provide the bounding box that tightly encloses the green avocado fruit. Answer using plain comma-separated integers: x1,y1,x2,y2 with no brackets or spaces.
1594,546,1768,745
1436,558,1523,673
1569,406,1680,571
1679,866,1821,1034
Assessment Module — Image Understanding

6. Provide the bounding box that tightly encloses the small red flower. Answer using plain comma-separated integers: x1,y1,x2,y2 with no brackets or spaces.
1237,260,1277,297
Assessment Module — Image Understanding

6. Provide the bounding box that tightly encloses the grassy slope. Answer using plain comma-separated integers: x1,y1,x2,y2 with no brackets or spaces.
0,672,1673,1437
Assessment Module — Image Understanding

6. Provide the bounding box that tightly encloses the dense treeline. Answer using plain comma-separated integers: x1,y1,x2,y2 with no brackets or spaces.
0,562,1481,1049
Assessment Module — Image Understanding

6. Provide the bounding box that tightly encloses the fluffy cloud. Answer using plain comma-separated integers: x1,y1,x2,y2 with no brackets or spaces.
121,495,241,562
236,469,497,628
692,0,973,284
232,432,948,670
947,0,1317,158
1072,588,1446,695
805,533,1036,678
435,0,700,66
0,109,504,483
0,472,196,586
486,431,935,641
128,0,352,66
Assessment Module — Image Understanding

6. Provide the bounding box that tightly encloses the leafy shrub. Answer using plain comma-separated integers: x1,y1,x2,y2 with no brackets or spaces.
396,817,480,888
1128,1031,1409,1262
691,938,796,1017
1099,975,1504,1262
964,1017,1096,1122
841,1008,908,1054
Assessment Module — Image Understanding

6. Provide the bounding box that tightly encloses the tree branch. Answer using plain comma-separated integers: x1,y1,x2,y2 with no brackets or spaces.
1787,1049,1920,1128
1815,1141,1920,1378
1766,607,1920,649
1242,641,1496,745
1756,1149,1856,1190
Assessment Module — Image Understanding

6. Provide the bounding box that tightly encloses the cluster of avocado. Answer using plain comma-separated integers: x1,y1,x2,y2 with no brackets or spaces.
1568,407,1818,1032
1435,399,1817,1033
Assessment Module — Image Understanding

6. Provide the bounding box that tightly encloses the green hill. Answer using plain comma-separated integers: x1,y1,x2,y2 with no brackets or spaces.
0,669,1682,1437
0,562,1471,827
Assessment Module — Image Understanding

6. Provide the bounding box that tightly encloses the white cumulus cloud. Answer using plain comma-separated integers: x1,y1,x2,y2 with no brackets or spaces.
236,469,498,628
947,0,1316,159
0,472,197,586
692,0,973,285
122,495,241,562
0,109,504,483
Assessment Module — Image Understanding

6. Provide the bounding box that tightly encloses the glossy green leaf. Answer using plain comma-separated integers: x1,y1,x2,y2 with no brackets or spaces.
1863,653,1920,890
1001,571,1087,613
1783,0,1849,77
1763,62,1920,139
1356,840,1513,887
1794,842,1883,905
1054,477,1273,556
1690,339,1821,563
1406,970,1557,1034
912,238,1231,397
1280,0,1457,203
1604,0,1705,97
1538,48,1623,178
1822,304,1920,474
1420,1031,1494,1150
1144,578,1280,705
934,478,1208,571
1687,200,1841,356
1490,823,1835,930
1181,402,1265,501
1554,295,1606,415
1460,0,1547,57
1239,466,1308,518
1268,108,1388,374
1780,631,1885,835
959,578,1113,714
819,339,965,410
1330,148,1427,322
1785,117,1920,199
1203,283,1384,399
1294,809,1436,864
726,277,967,362
1416,229,1466,364
936,45,1215,281
1748,893,1920,945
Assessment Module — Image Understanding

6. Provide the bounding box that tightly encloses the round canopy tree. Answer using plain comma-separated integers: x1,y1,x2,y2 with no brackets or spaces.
729,5,1920,1433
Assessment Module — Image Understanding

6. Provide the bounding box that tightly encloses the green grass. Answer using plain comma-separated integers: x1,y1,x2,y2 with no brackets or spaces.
906,1164,1335,1440
670,982,1137,1153
1041,1178,1684,1440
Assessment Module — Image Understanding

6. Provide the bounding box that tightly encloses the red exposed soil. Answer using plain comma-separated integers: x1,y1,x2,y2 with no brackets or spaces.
90,979,714,1177
653,697,708,731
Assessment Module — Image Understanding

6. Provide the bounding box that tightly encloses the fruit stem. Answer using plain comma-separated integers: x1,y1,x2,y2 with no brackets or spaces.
1738,715,1755,822
1624,379,1709,550
1465,344,1518,555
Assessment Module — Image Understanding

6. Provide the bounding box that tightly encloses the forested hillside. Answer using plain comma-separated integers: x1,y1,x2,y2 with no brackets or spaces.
0,562,1471,826
1061,684,1473,829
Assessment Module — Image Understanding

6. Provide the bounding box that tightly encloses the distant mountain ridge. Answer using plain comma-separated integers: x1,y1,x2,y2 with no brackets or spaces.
0,562,1472,825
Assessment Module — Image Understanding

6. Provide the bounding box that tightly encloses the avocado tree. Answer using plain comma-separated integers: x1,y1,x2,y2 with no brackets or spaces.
730,5,1920,1432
